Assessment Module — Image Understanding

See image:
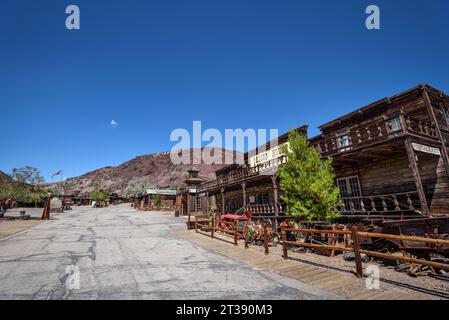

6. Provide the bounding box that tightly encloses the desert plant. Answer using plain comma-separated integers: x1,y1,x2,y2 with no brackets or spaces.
90,191,110,202
10,166,44,185
151,194,162,206
124,178,154,198
1,167,47,211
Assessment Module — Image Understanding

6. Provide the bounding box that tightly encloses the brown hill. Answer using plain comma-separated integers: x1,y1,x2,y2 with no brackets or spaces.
0,170,12,182
61,148,239,196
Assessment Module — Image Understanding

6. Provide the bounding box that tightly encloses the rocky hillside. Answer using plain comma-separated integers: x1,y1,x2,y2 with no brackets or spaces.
0,171,11,182
60,148,239,196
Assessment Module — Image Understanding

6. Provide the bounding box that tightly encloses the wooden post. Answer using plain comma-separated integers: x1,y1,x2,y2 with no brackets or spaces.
329,224,336,257
242,182,247,209
41,196,51,220
281,226,288,260
221,187,226,215
244,223,249,249
211,213,215,239
422,88,449,177
263,224,269,255
195,215,198,233
205,191,210,215
271,175,280,230
351,226,363,278
233,220,238,246
405,138,429,215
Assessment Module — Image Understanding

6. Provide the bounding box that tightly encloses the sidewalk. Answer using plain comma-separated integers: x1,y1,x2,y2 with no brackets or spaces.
174,229,444,300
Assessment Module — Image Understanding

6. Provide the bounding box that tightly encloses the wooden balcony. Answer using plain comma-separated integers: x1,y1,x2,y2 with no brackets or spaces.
199,155,287,191
338,191,423,218
312,113,439,158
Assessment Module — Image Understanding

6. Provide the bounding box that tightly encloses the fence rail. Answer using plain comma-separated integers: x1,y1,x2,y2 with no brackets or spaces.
281,226,449,278
192,217,449,278
195,215,238,246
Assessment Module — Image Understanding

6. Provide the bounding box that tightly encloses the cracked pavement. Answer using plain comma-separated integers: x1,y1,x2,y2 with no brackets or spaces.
0,204,338,300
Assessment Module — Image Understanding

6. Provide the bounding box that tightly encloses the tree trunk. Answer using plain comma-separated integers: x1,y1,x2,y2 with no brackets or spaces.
0,198,12,218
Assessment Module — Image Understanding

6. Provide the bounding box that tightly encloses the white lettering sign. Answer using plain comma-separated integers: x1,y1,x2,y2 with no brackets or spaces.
412,143,441,156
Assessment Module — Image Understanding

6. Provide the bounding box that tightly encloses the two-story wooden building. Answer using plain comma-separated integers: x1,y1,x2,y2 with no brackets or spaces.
309,84,449,219
192,126,308,221
182,84,449,222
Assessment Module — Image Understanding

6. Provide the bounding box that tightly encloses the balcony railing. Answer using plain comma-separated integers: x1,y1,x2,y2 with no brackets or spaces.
313,113,439,158
199,155,287,191
245,203,285,216
338,191,423,216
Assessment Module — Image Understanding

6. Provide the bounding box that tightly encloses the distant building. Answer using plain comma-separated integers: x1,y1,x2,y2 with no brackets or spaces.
141,188,177,210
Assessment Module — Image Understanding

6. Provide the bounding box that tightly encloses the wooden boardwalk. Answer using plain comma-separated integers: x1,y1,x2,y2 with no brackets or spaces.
174,229,445,300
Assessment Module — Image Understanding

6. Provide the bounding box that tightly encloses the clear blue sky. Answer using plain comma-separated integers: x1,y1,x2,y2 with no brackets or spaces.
1,0,448,181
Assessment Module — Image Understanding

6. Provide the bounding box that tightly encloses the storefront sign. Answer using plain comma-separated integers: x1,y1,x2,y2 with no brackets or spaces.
412,143,441,156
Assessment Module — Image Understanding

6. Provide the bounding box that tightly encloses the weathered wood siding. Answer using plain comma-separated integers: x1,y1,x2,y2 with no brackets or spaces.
335,152,449,215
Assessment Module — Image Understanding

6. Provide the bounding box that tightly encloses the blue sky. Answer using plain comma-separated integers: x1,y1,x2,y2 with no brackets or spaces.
1,0,448,181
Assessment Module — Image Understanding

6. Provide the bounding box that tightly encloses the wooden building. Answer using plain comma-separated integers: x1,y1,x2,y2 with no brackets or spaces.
194,126,309,222
309,84,449,219
182,84,449,221
140,188,177,210
175,168,204,216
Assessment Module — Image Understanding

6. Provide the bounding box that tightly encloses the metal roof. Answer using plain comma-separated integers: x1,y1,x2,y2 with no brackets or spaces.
144,189,177,196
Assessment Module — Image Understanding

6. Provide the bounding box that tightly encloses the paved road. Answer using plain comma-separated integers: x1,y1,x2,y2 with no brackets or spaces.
0,205,337,300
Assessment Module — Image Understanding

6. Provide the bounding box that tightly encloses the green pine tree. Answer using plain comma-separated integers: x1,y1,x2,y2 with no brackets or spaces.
278,130,341,221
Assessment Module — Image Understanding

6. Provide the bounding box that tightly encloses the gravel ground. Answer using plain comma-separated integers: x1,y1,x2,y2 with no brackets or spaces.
247,241,449,299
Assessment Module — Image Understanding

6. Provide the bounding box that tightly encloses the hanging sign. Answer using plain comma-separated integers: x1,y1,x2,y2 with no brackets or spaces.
412,143,441,156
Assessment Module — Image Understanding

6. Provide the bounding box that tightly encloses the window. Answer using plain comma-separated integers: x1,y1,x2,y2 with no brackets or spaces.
196,196,202,210
337,132,351,152
226,196,243,212
387,116,402,133
255,193,269,204
336,176,362,212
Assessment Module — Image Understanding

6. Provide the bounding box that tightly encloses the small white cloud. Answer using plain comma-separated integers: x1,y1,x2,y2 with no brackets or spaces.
111,120,118,128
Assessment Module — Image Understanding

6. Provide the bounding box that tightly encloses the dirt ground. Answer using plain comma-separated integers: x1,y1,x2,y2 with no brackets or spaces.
0,220,42,239
249,241,449,298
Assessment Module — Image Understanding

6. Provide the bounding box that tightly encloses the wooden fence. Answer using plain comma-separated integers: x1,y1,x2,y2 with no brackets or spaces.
281,225,449,278
195,215,238,246
192,217,449,279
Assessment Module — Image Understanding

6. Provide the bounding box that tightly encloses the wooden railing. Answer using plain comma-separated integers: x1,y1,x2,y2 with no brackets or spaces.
313,113,440,158
195,215,238,246
338,191,423,217
245,203,285,216
198,155,287,191
281,226,449,278
405,116,439,139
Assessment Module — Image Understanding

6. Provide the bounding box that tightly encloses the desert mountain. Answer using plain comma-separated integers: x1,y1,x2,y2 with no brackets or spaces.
0,170,12,182
60,148,240,196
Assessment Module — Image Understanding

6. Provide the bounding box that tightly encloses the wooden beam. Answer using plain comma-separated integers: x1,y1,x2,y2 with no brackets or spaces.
221,187,225,214
241,182,247,208
422,89,449,177
405,138,429,215
271,175,280,228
